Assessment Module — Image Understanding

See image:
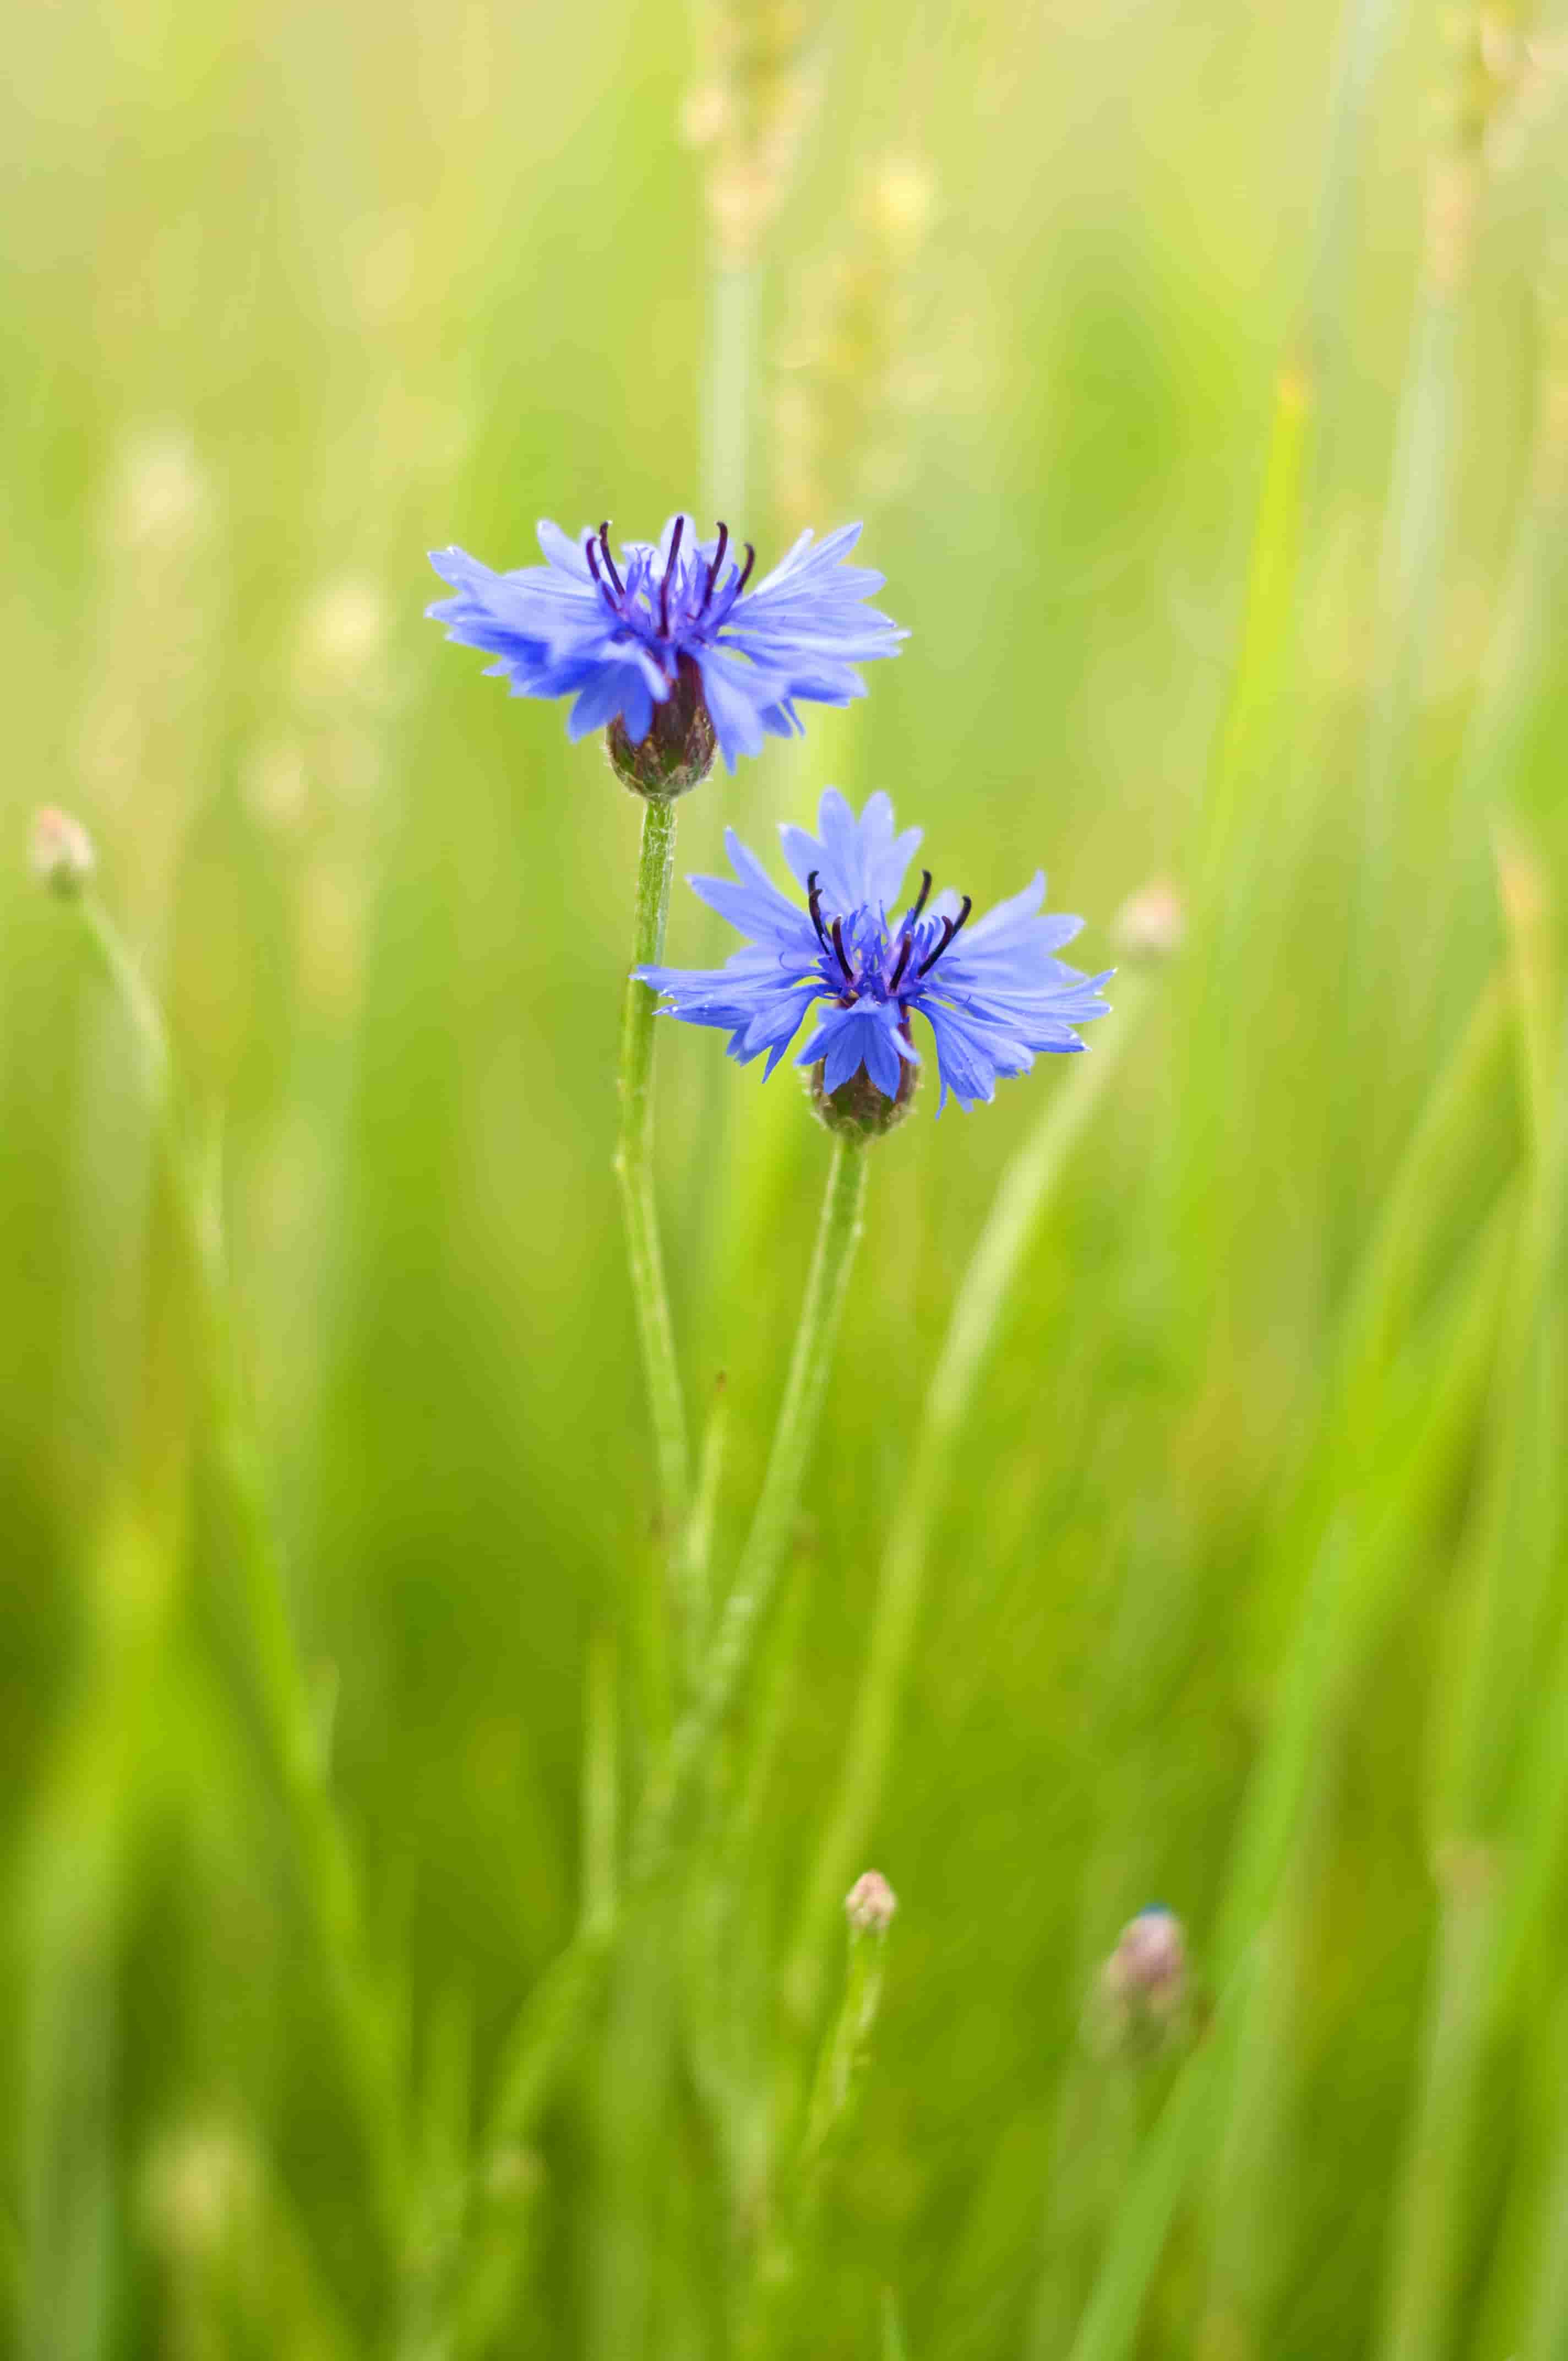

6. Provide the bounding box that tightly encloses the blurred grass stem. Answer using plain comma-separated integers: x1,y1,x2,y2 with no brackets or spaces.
783,989,1150,2035
703,265,758,518
1066,1966,1253,2361
640,1128,869,1878
476,1133,869,2222
73,895,406,2268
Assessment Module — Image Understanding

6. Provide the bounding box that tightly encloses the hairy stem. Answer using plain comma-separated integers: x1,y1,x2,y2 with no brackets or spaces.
614,793,691,1531
477,1132,870,2193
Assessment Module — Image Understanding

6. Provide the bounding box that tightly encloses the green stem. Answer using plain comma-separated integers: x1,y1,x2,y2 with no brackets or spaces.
74,898,406,2266
676,1372,731,1688
702,264,758,520
638,1129,868,1881
1066,1963,1252,2361
614,794,690,1528
782,1001,1146,2037
748,1918,892,2358
475,1133,870,2190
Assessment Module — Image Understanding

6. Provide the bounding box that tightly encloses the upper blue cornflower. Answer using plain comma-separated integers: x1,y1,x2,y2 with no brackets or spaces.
427,515,904,775
635,790,1112,1115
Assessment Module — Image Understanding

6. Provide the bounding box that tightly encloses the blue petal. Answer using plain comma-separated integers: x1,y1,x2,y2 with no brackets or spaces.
536,519,596,578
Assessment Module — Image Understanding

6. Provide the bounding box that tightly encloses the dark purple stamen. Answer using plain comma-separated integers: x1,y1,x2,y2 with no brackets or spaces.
707,540,758,630
660,515,685,636
830,917,854,985
917,895,973,978
703,521,730,611
906,869,933,928
597,524,625,600
585,535,608,597
806,870,831,955
888,933,914,993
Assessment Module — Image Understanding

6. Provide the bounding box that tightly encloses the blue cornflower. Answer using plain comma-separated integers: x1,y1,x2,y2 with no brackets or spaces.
635,789,1112,1124
427,515,904,790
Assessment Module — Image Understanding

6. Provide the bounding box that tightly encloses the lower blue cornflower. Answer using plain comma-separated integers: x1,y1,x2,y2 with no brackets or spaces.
634,790,1112,1117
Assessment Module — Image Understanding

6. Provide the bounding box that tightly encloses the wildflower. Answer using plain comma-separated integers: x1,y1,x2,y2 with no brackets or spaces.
427,516,903,792
634,788,1110,1129
1088,1906,1189,2058
30,807,95,895
1112,878,1185,966
845,1870,898,1935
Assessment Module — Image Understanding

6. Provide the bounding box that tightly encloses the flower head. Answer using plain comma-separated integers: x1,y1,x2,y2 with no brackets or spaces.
1088,1906,1189,2058
634,789,1110,1120
30,807,96,896
845,1870,899,1935
427,516,903,787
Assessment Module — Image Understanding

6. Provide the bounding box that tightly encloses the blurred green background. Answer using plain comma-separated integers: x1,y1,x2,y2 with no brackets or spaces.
3,0,1566,2353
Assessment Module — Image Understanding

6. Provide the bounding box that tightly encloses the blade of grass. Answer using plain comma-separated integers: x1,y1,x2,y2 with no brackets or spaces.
782,975,1153,2039
69,892,407,2269
456,1133,871,2328
1376,973,1566,2361
1065,1965,1253,2361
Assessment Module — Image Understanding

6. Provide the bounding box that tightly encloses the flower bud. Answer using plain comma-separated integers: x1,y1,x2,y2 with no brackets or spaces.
1090,1906,1188,2057
809,1051,918,1140
30,807,95,896
605,655,717,800
845,1869,897,1935
1112,879,1184,966
139,2119,257,2265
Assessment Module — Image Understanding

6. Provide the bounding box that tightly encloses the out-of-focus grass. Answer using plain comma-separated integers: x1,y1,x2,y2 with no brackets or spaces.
2,0,1566,2354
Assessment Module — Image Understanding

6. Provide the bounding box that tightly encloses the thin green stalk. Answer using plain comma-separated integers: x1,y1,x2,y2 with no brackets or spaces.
703,264,759,520
471,1133,870,2217
1026,2052,1150,2361
21,1509,169,2361
1212,1187,1515,1990
616,793,690,1533
747,1905,894,2358
73,896,406,2267
1066,1963,1253,2361
636,1129,869,1884
1052,1192,1512,2360
1341,24,1500,1191
1374,1018,1567,2361
1375,1848,1500,2361
676,1371,731,1689
1196,366,1313,892
1517,1991,1568,2357
782,987,1147,2036
1359,298,1459,861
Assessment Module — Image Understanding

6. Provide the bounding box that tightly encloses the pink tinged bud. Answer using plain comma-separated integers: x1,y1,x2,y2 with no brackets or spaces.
845,1869,897,1934
1091,1907,1188,2057
30,807,95,896
1106,1906,1185,1999
1112,878,1184,966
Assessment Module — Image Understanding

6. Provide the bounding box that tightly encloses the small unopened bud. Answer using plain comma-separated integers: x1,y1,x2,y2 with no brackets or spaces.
30,807,95,896
482,2144,546,2209
845,1870,897,1935
810,1054,918,1140
1090,1906,1188,2057
140,2120,257,2264
867,156,938,257
605,655,717,800
1493,822,1549,937
1112,879,1184,966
